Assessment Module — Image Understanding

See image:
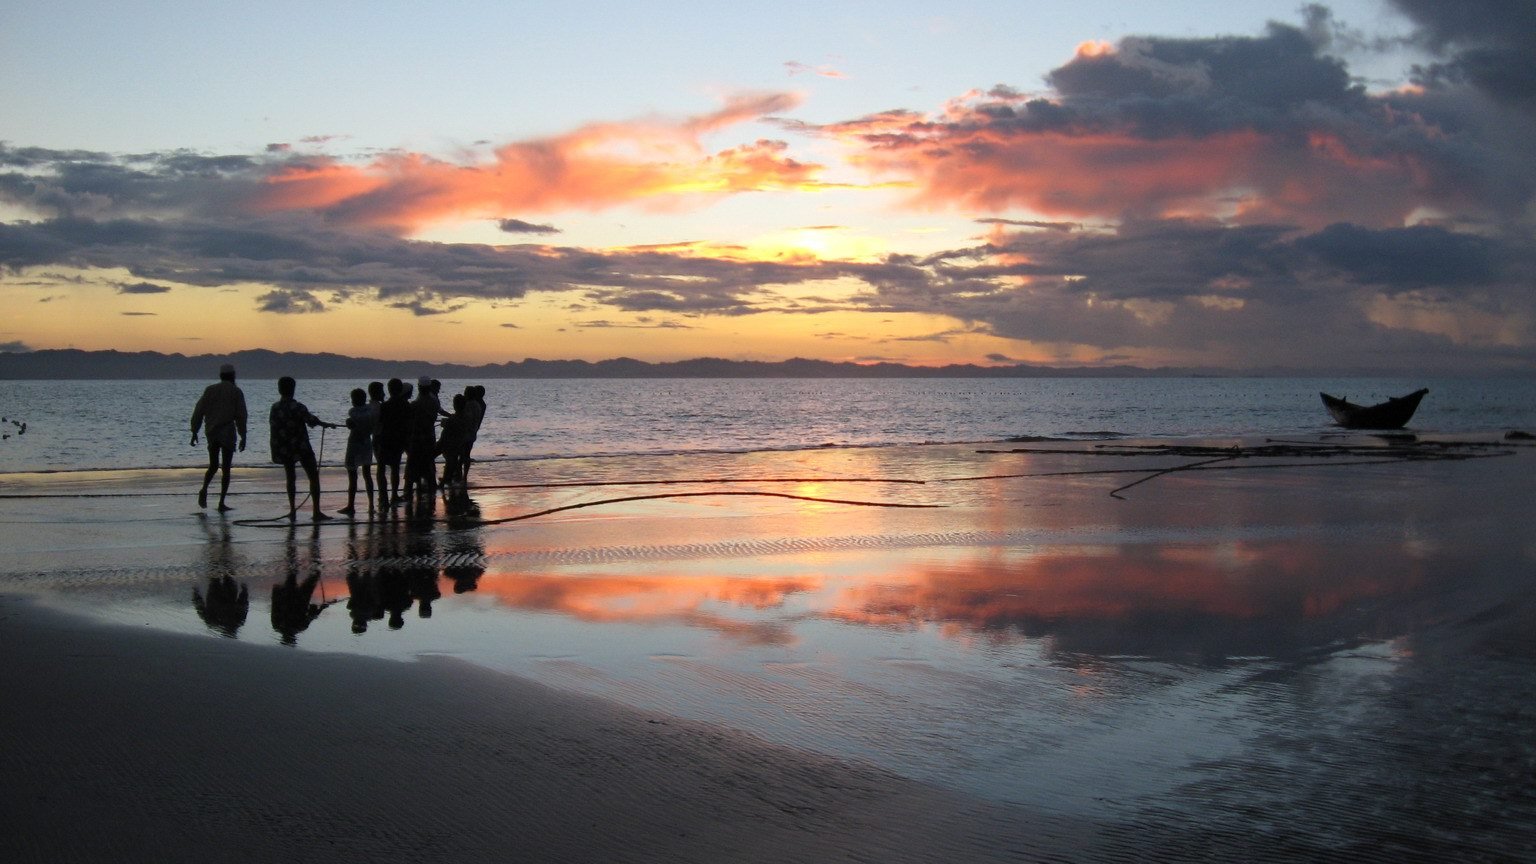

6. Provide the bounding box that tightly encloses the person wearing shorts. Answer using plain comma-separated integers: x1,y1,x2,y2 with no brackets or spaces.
375,378,411,506
189,363,247,512
268,376,339,521
340,387,377,516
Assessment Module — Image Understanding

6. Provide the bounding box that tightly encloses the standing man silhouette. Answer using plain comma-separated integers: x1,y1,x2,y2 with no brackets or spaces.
190,363,248,512
269,376,339,521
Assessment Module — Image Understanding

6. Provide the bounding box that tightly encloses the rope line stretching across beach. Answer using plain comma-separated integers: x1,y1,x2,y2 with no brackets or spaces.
0,439,1520,526
0,475,928,500
223,490,944,528
959,439,1520,499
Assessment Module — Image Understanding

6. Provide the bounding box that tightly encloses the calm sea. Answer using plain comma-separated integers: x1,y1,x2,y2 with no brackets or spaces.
2,376,1534,473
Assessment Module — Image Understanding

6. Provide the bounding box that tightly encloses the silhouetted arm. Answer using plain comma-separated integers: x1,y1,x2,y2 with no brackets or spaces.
236,391,248,451
189,393,206,446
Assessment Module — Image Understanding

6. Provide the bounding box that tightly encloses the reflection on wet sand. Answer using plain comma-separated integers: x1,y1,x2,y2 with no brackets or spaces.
270,527,336,645
248,525,1448,663
471,570,817,645
192,516,248,637
332,490,482,632
446,534,1431,663
199,448,1515,673
824,538,1427,663
443,528,485,595
192,576,248,637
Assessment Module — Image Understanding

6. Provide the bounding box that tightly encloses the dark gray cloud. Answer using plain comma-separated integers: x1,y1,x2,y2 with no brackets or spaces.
1391,0,1536,111
0,145,266,222
116,281,171,294
0,144,114,167
1044,22,1362,129
1294,222,1504,292
257,289,326,314
387,291,468,316
884,328,975,344
0,211,829,316
120,311,156,316
0,340,32,352
835,217,1536,370
497,218,560,234
574,319,695,330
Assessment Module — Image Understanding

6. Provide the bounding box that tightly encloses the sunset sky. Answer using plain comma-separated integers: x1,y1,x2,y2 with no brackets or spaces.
3,0,1534,371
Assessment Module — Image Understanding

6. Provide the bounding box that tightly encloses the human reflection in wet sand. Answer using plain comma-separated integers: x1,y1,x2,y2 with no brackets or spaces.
410,558,443,616
444,558,484,595
193,576,249,637
379,564,413,630
391,495,443,628
442,490,486,595
270,526,336,645
346,571,384,634
344,496,444,632
343,520,383,634
193,516,249,637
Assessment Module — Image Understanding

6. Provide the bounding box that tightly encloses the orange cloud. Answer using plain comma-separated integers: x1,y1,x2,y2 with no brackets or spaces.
856,118,1451,228
617,225,885,264
1073,40,1115,58
253,93,822,233
259,160,389,210
843,124,1269,219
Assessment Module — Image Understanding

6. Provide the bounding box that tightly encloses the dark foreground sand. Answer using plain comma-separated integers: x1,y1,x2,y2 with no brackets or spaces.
0,595,1093,863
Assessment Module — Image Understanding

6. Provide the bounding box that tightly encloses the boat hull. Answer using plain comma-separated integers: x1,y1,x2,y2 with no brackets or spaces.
1319,388,1429,430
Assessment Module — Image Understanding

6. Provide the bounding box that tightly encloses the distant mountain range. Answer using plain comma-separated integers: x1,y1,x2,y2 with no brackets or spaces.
0,347,1311,379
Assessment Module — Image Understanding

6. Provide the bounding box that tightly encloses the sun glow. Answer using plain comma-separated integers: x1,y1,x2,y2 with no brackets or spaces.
1073,39,1116,58
612,227,885,264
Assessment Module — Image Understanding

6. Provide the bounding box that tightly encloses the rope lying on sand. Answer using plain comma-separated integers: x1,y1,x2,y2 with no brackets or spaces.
0,475,925,500
470,475,929,490
468,490,944,526
218,489,944,529
1,439,1521,521
961,439,1519,499
0,473,941,528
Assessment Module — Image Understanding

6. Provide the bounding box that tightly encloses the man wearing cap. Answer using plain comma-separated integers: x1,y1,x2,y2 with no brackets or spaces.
190,363,248,511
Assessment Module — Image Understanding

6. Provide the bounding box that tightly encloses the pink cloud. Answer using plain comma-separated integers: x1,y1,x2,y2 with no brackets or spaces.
252,93,818,233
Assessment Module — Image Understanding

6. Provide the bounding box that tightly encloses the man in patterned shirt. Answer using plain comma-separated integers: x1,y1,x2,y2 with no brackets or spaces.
268,376,340,521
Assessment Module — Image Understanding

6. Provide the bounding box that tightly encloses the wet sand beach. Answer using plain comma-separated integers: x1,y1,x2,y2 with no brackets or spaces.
2,438,1535,861
1,597,1083,863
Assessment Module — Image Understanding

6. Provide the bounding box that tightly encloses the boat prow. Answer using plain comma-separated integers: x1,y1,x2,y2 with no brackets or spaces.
1319,388,1429,430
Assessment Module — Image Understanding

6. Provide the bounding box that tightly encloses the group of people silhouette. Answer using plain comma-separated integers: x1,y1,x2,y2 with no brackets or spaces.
189,364,488,520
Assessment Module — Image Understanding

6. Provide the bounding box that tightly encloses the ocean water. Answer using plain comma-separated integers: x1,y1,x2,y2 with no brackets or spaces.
2,376,1533,473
